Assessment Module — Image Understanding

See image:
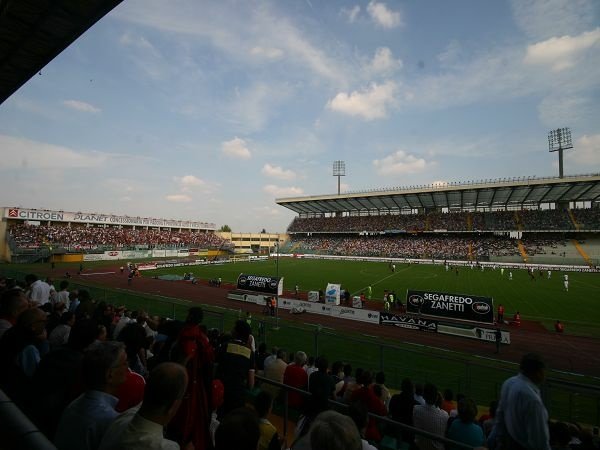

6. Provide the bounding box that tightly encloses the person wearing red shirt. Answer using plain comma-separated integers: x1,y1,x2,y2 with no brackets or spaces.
283,351,309,410
351,371,387,442
497,304,505,323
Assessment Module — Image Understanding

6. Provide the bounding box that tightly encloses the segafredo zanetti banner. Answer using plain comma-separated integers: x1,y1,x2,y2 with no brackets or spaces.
236,274,283,295
406,289,494,324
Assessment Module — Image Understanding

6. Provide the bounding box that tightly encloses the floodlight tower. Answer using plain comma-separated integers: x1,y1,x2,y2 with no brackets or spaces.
333,160,345,195
548,128,573,179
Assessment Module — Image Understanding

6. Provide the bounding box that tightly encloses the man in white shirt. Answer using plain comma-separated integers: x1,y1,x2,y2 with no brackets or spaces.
26,274,51,308
413,383,448,450
99,362,188,450
491,353,551,450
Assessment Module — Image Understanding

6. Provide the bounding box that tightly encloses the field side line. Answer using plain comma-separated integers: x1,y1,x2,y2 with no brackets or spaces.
354,268,410,296
112,288,192,304
82,272,116,276
362,334,378,338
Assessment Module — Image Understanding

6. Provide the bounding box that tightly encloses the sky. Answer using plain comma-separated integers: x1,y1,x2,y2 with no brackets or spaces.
0,0,599,232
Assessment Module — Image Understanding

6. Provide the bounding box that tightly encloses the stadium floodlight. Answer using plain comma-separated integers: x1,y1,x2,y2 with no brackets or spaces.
333,160,346,195
548,128,573,179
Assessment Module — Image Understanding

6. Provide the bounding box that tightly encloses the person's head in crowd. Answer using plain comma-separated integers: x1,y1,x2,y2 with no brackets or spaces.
443,388,453,402
96,324,107,342
488,400,498,418
294,351,307,366
232,319,251,343
423,383,438,406
355,367,364,382
401,378,414,395
520,352,546,385
332,361,343,377
372,383,383,399
78,289,91,303
59,280,69,291
254,390,273,419
67,318,100,351
140,362,188,425
82,341,127,394
549,422,571,449
315,355,328,373
0,288,29,322
60,311,76,327
348,400,369,438
118,322,147,356
357,370,372,387
215,407,260,450
375,371,386,385
186,307,203,325
276,348,287,362
343,363,353,378
257,342,267,354
17,307,47,340
306,355,315,368
457,398,478,423
309,410,362,450
24,274,38,286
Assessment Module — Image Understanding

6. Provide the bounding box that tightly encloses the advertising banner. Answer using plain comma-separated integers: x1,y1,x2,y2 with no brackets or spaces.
236,274,283,295
152,250,167,258
437,324,511,344
330,306,380,324
379,312,438,332
352,296,363,308
406,289,494,324
325,283,341,305
307,291,320,302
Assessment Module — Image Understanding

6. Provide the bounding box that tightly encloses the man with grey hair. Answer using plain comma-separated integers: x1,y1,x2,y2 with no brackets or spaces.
283,351,308,410
54,341,128,450
292,410,362,450
99,362,189,450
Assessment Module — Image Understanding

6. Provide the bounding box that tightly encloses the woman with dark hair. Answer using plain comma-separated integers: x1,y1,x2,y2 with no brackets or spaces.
350,370,387,443
167,306,214,450
446,397,485,449
388,378,419,444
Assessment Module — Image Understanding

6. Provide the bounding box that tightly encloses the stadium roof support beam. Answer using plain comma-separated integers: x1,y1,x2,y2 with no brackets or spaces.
573,184,595,201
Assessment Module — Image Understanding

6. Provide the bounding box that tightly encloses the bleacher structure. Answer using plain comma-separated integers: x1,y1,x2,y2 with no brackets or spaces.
277,174,600,266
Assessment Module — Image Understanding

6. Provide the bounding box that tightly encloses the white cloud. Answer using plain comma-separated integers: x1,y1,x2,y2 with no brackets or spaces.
261,164,297,180
165,194,192,203
178,175,205,187
263,185,304,197
0,134,108,169
511,0,596,41
366,1,402,29
326,81,398,120
365,47,402,76
62,100,101,113
221,137,252,159
250,46,284,59
437,40,462,67
373,150,431,175
524,28,600,71
341,5,361,23
566,134,600,166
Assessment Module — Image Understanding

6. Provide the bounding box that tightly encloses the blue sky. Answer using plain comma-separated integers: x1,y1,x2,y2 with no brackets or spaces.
1,0,599,232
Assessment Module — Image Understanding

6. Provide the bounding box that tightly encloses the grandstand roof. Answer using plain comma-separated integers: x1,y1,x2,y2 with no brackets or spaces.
276,174,600,215
0,0,123,105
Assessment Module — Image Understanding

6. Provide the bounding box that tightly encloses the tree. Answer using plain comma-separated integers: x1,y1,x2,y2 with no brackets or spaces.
219,225,231,232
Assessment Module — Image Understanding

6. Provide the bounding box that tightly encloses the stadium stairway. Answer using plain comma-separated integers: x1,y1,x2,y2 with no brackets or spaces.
572,239,593,266
567,209,581,231
514,210,523,231
517,240,529,262
466,212,473,231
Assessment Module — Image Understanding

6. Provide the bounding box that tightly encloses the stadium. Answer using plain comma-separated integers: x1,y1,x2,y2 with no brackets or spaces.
1,2,600,450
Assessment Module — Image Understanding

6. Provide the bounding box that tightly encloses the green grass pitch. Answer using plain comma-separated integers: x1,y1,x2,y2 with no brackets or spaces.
148,257,600,337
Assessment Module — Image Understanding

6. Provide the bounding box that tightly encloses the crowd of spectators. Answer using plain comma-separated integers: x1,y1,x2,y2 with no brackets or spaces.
0,273,597,449
288,208,600,234
8,224,227,251
289,235,526,259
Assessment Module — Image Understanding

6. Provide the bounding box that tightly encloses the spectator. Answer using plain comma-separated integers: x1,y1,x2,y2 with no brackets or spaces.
0,288,29,339
388,378,419,445
491,353,551,450
168,307,214,450
441,388,454,414
413,382,449,450
214,407,260,450
48,311,75,348
350,370,387,442
262,348,288,401
216,320,255,414
255,390,283,450
283,350,309,410
309,410,362,450
347,401,378,450
54,341,128,450
99,362,189,450
374,371,391,409
446,397,485,449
